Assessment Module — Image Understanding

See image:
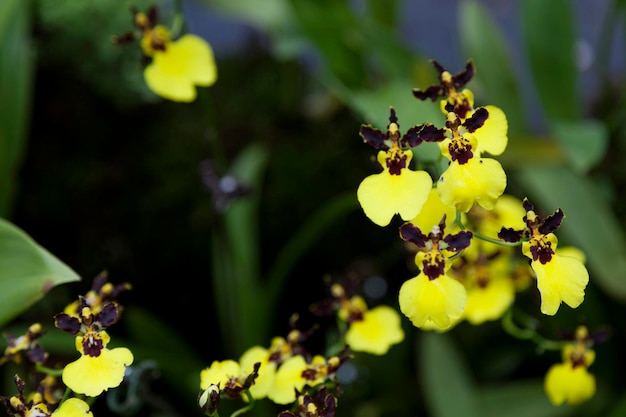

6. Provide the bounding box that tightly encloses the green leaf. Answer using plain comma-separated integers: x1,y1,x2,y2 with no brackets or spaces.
197,0,293,34
0,0,34,217
0,218,80,328
419,332,481,417
514,165,626,302
520,0,580,121
551,120,609,174
477,379,575,417
343,79,442,129
212,143,271,354
458,0,526,135
288,0,367,88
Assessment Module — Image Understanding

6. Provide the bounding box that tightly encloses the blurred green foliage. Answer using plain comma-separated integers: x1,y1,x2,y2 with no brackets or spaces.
1,0,626,416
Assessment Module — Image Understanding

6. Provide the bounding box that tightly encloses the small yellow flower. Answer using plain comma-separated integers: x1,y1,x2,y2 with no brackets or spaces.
63,332,134,397
144,34,218,102
499,199,589,316
544,326,597,406
545,361,595,406
398,220,472,331
357,108,433,227
523,237,589,315
345,305,405,355
435,110,507,213
413,60,508,157
358,149,432,227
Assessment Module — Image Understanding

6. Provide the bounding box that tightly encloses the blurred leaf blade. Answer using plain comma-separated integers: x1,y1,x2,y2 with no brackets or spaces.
552,119,609,174
197,0,293,34
0,0,35,217
213,143,270,353
514,165,626,302
0,218,81,328
419,332,482,417
458,0,526,135
520,0,580,121
477,379,575,417
340,79,442,128
288,0,367,88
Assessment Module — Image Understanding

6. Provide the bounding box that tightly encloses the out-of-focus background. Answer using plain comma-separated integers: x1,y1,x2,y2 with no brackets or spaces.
1,0,625,416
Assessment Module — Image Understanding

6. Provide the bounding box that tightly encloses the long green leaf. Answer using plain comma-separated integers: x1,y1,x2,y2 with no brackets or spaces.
520,0,580,121
514,165,626,302
0,218,81,328
458,0,526,135
288,0,367,88
419,332,481,417
551,120,608,174
214,143,270,354
0,0,34,217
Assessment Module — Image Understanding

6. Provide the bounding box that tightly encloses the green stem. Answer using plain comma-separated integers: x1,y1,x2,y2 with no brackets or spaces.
171,0,186,38
454,210,522,247
231,391,255,417
35,363,63,377
501,308,565,352
472,231,521,247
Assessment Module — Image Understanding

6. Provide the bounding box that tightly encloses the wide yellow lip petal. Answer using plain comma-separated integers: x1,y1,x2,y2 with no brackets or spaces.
345,305,405,355
62,347,133,397
357,153,432,226
398,274,466,330
532,254,589,315
544,362,596,405
437,157,507,213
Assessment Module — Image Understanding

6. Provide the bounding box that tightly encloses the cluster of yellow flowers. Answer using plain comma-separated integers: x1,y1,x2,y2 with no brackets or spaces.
357,60,589,330
113,5,218,103
356,60,596,404
0,273,133,417
199,329,347,414
198,278,407,416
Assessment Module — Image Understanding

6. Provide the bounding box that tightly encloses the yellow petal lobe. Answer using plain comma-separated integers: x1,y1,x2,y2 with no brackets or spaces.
398,274,466,331
357,151,432,226
437,157,506,213
345,305,405,355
